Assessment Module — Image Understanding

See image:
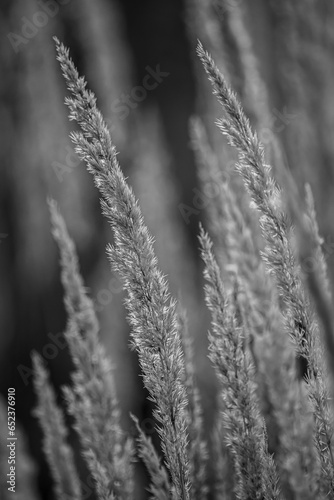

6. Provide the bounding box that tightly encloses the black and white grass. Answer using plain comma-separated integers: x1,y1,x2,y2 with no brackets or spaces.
3,27,334,500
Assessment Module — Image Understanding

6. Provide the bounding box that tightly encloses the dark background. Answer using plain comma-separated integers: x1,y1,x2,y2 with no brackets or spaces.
1,0,334,498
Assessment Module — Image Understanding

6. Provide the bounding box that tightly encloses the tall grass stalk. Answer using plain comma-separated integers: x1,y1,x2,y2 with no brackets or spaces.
199,226,281,499
178,306,208,498
49,200,134,499
32,353,82,500
54,38,190,499
197,41,334,494
21,30,334,500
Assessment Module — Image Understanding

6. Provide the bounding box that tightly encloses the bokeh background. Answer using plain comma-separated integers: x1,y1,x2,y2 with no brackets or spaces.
2,0,334,498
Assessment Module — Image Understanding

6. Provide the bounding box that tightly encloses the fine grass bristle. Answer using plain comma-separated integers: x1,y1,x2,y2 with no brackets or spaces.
23,29,334,500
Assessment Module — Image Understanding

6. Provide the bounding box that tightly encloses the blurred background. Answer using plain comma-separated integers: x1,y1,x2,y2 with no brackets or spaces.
1,0,334,498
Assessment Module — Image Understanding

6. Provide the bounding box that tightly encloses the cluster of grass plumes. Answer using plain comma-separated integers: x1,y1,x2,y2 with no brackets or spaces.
25,36,334,500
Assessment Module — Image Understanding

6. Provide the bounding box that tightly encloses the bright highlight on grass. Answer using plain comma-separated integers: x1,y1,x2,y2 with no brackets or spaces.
8,25,334,500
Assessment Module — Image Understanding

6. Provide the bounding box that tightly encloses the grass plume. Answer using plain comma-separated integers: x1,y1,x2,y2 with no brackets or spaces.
32,352,82,500
199,226,281,500
197,41,334,494
27,28,334,500
54,37,190,499
49,200,134,499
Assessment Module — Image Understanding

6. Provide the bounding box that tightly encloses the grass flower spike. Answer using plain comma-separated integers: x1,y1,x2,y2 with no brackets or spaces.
54,38,190,499
23,27,334,500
